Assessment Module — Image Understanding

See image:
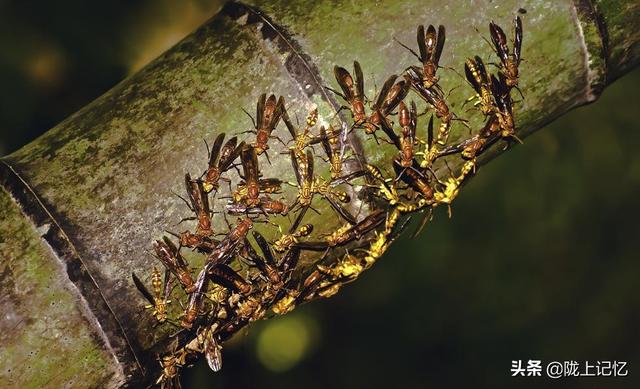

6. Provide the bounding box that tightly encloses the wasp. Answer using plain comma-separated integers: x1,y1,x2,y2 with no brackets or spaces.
289,149,356,224
415,115,438,168
295,269,333,303
398,24,446,90
397,101,418,168
201,133,244,193
156,351,185,389
245,93,286,156
330,61,368,128
295,210,385,251
208,263,252,295
367,75,409,131
232,294,265,323
206,217,253,266
406,68,462,148
235,177,283,196
203,327,223,372
359,215,411,265
317,252,366,283
365,163,402,206
233,145,262,207
309,123,342,148
273,206,314,252
153,237,196,293
178,173,214,247
392,159,435,203
461,115,500,159
433,158,477,207
181,268,208,329
319,125,349,180
489,16,523,89
272,288,300,315
299,263,351,302
226,196,288,216
278,246,301,278
464,55,494,116
132,268,171,323
249,234,302,303
283,107,318,161
364,164,428,234
244,231,281,286
437,114,500,160
290,149,314,208
181,218,252,329
491,73,520,142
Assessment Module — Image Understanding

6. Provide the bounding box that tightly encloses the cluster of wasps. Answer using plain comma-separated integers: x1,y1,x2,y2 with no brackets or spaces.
133,15,524,388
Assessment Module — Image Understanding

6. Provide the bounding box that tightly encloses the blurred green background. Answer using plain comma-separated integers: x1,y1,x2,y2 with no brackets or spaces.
1,1,639,388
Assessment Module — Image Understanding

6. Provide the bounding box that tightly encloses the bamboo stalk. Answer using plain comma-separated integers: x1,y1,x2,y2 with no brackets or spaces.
0,0,638,386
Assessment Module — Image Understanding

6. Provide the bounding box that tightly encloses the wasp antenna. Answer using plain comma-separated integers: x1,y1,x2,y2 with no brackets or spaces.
165,230,180,239
203,138,210,158
241,107,257,129
393,37,421,60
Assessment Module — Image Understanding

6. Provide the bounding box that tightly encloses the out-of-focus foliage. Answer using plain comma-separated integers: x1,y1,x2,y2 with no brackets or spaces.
0,0,221,155
1,2,639,388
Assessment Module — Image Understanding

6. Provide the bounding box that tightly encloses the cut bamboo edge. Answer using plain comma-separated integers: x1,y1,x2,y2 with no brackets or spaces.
0,0,638,387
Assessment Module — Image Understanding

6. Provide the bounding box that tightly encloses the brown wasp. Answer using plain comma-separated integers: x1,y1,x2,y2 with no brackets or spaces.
491,73,520,142
208,263,252,295
181,269,208,329
132,268,171,323
178,174,214,249
398,24,446,90
244,93,286,156
330,61,368,128
181,218,252,329
461,115,500,159
295,210,385,252
250,234,302,304
273,206,313,252
489,16,523,89
367,75,410,132
207,217,253,266
153,237,196,293
437,114,500,161
226,196,288,216
233,145,262,207
289,149,356,224
464,55,494,116
405,68,468,154
243,231,281,286
379,101,418,168
201,133,244,193
399,101,419,164
295,269,335,303
392,159,435,203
